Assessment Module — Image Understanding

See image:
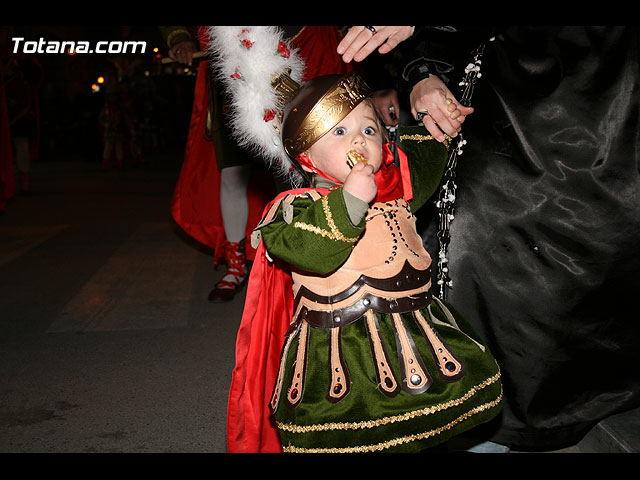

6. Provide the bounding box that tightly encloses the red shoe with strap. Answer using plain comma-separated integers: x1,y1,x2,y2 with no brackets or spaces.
208,240,248,303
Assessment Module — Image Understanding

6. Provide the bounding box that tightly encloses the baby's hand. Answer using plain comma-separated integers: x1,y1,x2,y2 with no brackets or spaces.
343,162,377,204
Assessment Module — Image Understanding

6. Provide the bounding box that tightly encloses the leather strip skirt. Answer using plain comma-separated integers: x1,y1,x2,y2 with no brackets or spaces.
270,293,503,453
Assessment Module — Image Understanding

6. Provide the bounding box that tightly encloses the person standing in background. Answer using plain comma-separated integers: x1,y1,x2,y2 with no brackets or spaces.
161,26,352,303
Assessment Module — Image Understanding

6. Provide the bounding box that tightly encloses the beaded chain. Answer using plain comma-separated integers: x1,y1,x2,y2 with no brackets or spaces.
436,40,491,299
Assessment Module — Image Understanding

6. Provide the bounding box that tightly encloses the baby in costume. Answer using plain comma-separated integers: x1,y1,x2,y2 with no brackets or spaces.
211,27,502,453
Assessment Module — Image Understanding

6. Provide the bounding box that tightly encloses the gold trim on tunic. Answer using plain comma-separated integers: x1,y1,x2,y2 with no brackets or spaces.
281,388,503,453
293,195,359,243
277,368,501,434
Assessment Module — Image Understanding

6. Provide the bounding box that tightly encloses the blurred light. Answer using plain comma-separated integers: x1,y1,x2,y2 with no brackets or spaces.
91,83,100,93
97,76,105,84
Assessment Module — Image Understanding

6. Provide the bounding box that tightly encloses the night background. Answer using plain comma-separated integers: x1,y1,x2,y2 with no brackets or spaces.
0,25,243,453
1,24,637,455
2,25,196,169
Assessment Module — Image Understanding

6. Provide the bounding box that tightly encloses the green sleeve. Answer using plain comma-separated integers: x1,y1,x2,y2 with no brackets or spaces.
260,189,366,275
397,125,449,213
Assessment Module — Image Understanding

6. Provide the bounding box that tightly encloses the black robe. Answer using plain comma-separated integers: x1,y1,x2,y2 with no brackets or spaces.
394,26,640,450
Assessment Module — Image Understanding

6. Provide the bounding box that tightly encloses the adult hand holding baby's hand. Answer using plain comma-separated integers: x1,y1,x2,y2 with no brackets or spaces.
343,162,377,204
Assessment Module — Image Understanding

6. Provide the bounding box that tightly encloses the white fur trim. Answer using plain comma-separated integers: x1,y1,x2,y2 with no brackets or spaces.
206,26,306,186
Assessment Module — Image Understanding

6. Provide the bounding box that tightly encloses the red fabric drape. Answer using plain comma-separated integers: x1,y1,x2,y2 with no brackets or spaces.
291,26,353,81
169,27,275,262
376,143,412,204
225,188,327,453
224,238,293,452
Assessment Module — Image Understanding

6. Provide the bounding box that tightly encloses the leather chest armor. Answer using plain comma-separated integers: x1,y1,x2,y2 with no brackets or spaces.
291,198,433,329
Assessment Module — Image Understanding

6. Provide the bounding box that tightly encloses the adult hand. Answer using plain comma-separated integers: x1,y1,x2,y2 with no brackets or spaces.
410,75,474,142
168,40,196,66
372,89,400,127
338,26,415,63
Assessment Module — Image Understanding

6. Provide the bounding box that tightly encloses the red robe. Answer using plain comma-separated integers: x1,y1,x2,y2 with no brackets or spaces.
170,26,352,262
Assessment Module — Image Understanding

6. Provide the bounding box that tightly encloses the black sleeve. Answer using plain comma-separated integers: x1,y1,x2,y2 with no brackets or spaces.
394,26,497,93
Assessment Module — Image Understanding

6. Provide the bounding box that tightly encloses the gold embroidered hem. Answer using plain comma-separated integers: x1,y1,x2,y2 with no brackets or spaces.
281,386,503,453
277,369,501,434
400,133,451,148
273,300,504,453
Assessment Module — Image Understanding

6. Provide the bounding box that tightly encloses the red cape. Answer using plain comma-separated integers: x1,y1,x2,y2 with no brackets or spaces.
226,188,325,453
225,238,293,452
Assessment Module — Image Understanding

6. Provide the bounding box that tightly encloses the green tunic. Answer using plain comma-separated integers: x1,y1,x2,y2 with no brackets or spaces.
257,129,503,453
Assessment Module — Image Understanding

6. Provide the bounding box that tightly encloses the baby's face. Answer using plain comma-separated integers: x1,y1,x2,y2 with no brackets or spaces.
304,102,383,183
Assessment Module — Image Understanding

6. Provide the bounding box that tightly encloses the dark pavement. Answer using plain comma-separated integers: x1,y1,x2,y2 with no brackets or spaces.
1,153,638,453
1,154,241,452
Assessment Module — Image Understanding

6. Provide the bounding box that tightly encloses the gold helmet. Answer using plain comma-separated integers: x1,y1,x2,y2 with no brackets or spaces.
280,71,372,161
209,26,372,186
